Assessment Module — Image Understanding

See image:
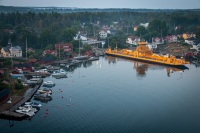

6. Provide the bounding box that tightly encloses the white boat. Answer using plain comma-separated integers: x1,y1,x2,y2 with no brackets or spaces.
52,69,67,78
43,81,55,87
25,101,42,108
15,105,36,117
74,55,89,60
19,105,38,112
34,93,52,100
37,88,52,94
87,56,99,61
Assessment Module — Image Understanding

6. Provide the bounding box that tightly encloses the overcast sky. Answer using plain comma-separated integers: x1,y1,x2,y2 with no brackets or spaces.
0,0,200,9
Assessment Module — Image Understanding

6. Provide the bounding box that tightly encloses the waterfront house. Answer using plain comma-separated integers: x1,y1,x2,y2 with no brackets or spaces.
40,57,54,65
126,36,140,46
152,37,164,45
140,23,149,29
42,50,58,57
13,63,33,72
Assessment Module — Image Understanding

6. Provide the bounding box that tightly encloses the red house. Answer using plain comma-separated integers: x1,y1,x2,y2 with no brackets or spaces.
55,43,73,53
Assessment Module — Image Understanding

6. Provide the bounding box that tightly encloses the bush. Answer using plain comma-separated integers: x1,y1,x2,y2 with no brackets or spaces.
15,82,23,90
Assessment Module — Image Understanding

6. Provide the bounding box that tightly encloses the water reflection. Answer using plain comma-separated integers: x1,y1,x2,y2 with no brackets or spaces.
105,55,188,78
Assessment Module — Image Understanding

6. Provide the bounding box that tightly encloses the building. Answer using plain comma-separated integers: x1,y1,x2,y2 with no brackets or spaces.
55,43,73,53
43,50,58,57
152,37,164,45
126,36,140,46
99,29,110,39
182,33,196,40
40,57,54,65
165,35,178,43
140,23,149,29
13,63,33,72
1,46,22,58
134,26,138,31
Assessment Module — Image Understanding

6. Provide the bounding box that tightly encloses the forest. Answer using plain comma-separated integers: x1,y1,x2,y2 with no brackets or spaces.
0,6,200,53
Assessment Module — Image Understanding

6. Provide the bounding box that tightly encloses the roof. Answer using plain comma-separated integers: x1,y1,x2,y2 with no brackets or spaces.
13,63,32,68
2,47,9,52
44,50,57,55
27,58,37,63
41,57,54,62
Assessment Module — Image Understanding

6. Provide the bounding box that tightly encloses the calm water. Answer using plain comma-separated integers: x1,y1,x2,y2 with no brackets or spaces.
1,56,200,133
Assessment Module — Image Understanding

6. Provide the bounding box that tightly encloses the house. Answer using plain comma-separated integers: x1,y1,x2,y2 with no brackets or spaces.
134,26,138,31
182,33,196,40
99,29,110,39
126,36,140,46
40,57,54,65
0,46,22,57
165,35,178,43
152,37,164,45
190,40,200,52
55,43,73,53
27,58,37,65
43,50,58,57
140,23,149,29
74,34,87,41
27,48,35,53
13,63,33,72
185,37,196,45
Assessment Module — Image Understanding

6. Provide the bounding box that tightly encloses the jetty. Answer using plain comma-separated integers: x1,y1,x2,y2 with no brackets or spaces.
0,80,43,119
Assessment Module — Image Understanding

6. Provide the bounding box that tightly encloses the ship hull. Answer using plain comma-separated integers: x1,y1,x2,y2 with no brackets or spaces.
106,52,188,67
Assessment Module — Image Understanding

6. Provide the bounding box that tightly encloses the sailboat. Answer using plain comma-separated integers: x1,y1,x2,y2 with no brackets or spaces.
74,32,89,60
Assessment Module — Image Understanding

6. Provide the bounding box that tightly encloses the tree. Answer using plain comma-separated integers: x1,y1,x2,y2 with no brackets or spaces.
61,28,76,43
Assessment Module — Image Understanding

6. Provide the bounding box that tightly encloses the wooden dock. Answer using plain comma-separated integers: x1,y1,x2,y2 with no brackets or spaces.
0,81,42,119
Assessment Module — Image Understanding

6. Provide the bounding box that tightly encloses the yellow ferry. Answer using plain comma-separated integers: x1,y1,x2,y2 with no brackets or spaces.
105,41,189,66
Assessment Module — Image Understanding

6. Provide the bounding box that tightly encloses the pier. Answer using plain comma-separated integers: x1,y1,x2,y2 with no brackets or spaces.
0,80,43,119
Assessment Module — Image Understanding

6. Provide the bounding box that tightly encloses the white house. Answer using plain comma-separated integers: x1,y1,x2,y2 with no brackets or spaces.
185,38,196,45
74,34,87,41
1,46,22,57
99,30,108,39
152,37,164,45
126,36,140,46
140,23,149,29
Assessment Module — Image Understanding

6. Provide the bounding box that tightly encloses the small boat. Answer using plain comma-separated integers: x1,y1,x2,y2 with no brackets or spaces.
37,88,52,94
25,101,42,108
43,81,55,87
34,93,52,100
52,69,67,78
15,109,35,117
15,105,36,117
87,56,99,61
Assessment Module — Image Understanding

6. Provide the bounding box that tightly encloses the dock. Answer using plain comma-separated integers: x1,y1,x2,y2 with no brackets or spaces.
0,80,42,119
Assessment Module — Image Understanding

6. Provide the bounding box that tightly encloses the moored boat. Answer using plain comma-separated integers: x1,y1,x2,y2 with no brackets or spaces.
105,41,189,66
43,81,55,87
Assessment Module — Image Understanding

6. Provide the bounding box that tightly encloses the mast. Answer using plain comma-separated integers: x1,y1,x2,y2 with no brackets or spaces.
78,31,80,57
26,38,27,59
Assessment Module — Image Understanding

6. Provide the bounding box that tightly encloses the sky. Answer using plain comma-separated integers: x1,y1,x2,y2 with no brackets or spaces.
0,0,200,9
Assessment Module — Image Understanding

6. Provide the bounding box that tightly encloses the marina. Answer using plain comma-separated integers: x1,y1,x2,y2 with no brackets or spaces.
0,56,200,132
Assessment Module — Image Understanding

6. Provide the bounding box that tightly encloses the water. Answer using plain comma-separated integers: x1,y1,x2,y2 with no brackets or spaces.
1,56,200,133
